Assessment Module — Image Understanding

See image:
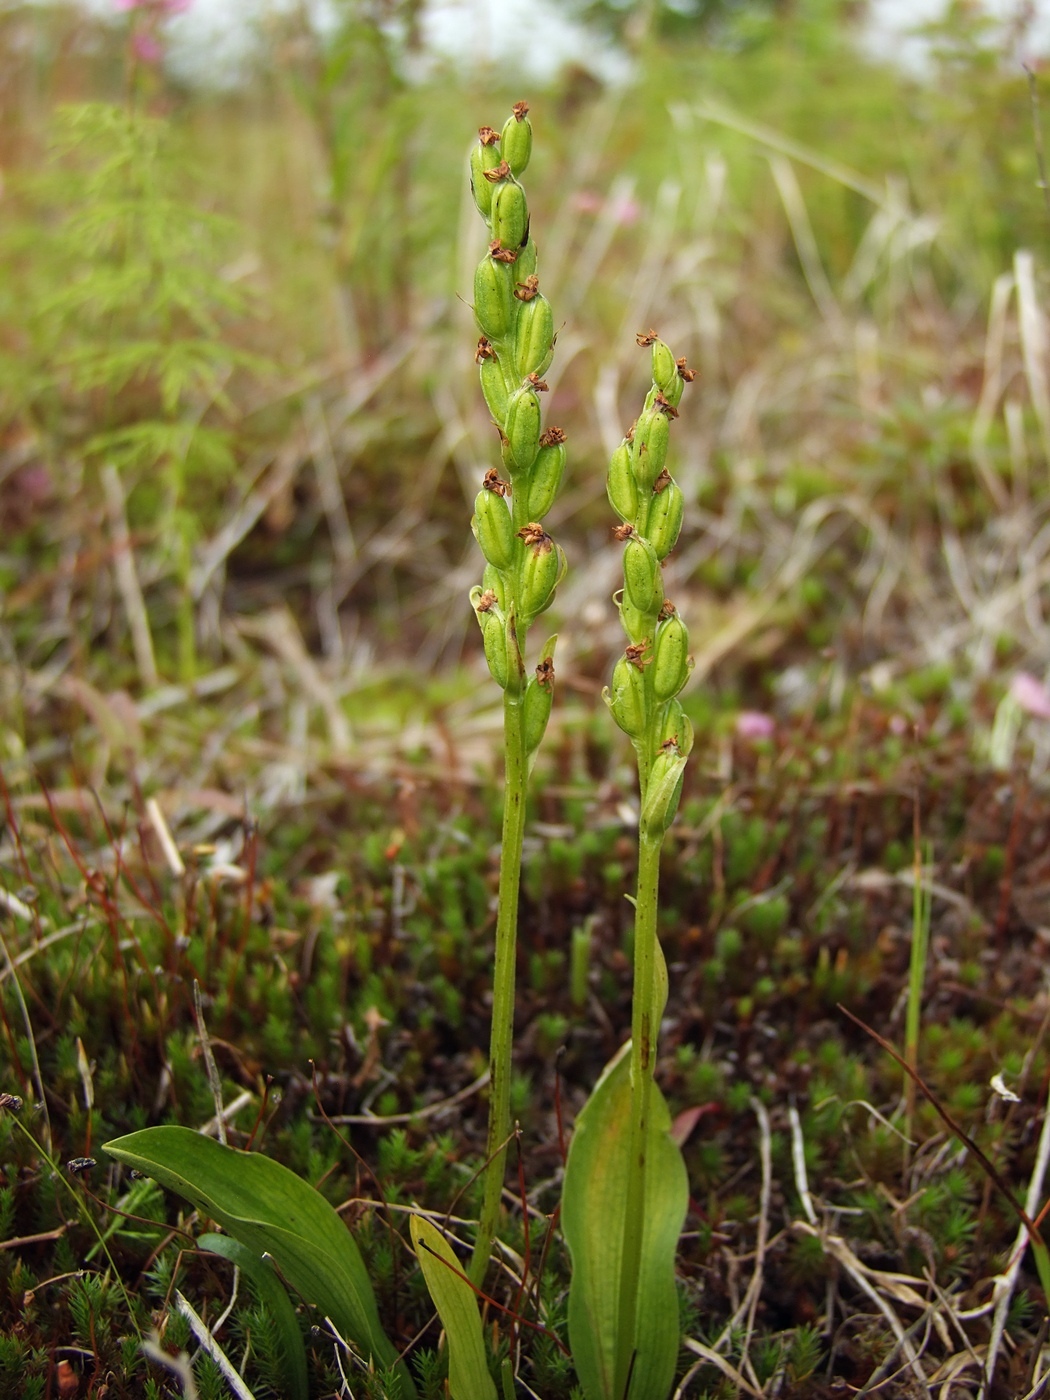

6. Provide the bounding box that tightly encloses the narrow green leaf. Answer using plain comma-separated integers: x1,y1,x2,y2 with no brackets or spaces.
103,1126,414,1395
198,1233,310,1400
410,1215,498,1400
562,1044,688,1400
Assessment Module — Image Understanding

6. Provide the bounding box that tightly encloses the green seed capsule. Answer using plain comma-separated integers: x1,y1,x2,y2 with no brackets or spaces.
641,745,687,838
623,536,662,614
477,608,509,689
522,673,553,755
677,709,694,758
493,180,528,252
656,697,688,750
504,385,542,475
473,488,516,571
515,238,537,282
515,294,555,379
480,356,510,422
651,339,679,399
646,480,684,559
618,594,649,646
528,439,566,518
470,135,503,220
652,614,690,701
521,536,564,620
607,441,638,522
474,257,515,341
606,654,647,739
632,410,669,492
501,110,533,177
661,373,685,412
482,564,507,610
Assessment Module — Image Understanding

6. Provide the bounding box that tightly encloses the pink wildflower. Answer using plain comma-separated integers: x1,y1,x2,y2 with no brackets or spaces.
735,710,775,741
609,194,641,226
132,31,163,62
1011,672,1050,721
570,191,641,225
115,0,192,13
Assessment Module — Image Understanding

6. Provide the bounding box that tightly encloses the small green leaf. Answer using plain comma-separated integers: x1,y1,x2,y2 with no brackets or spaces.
198,1233,309,1400
410,1215,498,1400
562,1044,687,1400
103,1126,414,1395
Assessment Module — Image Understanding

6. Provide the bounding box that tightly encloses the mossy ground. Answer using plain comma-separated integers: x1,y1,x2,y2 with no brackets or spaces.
2,675,1050,1397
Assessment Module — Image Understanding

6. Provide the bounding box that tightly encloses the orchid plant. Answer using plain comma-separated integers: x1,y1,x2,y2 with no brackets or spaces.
102,105,696,1400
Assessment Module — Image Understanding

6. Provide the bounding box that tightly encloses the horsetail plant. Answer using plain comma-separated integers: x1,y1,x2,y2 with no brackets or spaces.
562,334,694,1400
466,102,567,1283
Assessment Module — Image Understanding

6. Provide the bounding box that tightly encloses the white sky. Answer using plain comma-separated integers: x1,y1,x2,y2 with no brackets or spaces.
80,0,1050,84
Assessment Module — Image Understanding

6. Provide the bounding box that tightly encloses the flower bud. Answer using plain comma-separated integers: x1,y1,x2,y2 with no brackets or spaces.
469,130,503,219
632,410,669,492
605,654,647,738
501,104,533,177
641,745,687,838
474,256,515,341
503,385,541,475
623,536,662,615
493,179,528,252
607,441,637,523
652,614,690,701
515,294,555,380
527,437,566,519
473,488,516,571
520,535,565,621
479,355,509,422
646,480,684,560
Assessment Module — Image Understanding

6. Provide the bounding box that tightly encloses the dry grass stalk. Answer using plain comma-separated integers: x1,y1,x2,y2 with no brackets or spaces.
102,462,159,690
174,1291,257,1400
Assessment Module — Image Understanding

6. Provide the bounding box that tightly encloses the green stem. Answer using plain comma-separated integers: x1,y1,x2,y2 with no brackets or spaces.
903,839,931,1157
613,827,662,1400
470,673,528,1283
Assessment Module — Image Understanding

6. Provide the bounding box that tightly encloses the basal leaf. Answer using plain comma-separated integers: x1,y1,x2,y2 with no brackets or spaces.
562,1044,687,1400
103,1126,414,1395
410,1215,498,1400
198,1232,310,1400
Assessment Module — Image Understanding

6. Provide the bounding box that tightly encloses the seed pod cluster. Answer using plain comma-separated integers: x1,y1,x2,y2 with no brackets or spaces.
603,336,696,830
468,103,565,752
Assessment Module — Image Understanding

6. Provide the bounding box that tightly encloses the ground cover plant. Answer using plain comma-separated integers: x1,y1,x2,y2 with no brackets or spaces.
5,2,1050,1396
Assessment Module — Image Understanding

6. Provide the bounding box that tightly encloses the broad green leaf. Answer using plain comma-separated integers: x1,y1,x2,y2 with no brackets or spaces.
198,1233,309,1400
562,1044,688,1400
410,1215,497,1400
103,1126,414,1395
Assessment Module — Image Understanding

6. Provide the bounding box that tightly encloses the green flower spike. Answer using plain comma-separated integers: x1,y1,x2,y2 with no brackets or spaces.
467,103,566,1284
564,332,696,1400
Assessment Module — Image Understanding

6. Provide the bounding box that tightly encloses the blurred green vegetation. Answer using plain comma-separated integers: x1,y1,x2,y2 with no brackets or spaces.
1,0,1047,694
